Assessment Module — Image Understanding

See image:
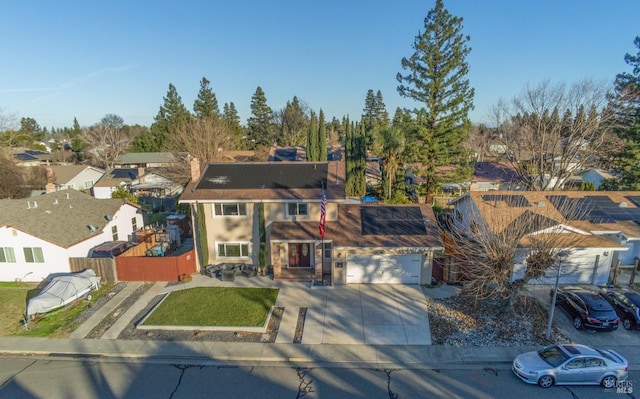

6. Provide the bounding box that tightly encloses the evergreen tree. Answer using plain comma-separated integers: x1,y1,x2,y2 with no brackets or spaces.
223,101,245,148
397,0,474,200
193,77,220,119
149,83,191,151
19,117,43,143
279,96,309,146
362,89,376,134
318,109,327,161
374,90,390,130
307,111,319,161
70,117,83,160
247,86,274,148
608,36,640,189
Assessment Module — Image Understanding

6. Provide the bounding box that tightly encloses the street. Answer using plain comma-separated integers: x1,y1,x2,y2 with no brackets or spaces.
0,356,636,399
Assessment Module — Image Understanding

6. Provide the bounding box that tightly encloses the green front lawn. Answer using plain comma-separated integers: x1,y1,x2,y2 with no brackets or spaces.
142,287,279,327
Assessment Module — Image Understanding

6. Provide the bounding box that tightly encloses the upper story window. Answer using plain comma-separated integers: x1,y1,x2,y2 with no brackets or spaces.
112,226,118,241
0,247,16,263
131,217,138,231
287,203,308,216
23,247,44,263
84,180,94,189
214,203,247,216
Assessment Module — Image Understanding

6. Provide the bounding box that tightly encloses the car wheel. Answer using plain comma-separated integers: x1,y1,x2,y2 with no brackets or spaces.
538,375,554,388
623,318,633,330
86,294,92,301
601,375,617,389
573,316,583,330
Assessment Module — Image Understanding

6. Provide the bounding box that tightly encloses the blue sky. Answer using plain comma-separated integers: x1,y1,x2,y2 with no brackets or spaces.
1,1,639,130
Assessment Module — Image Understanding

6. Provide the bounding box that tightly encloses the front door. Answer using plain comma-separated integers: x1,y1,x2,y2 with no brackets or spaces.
288,243,311,268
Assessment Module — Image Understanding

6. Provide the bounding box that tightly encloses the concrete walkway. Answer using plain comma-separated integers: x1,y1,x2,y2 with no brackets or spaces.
101,282,165,340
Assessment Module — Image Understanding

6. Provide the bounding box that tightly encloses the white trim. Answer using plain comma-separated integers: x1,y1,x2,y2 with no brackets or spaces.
215,241,251,258
212,203,248,217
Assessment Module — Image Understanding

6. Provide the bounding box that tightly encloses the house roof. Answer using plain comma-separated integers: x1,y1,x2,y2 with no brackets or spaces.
579,168,617,180
179,161,346,202
472,161,519,183
114,152,180,165
458,191,640,240
0,190,138,248
270,204,443,249
50,165,105,185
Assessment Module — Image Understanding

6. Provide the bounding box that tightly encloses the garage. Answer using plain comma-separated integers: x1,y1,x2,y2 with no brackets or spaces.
346,253,422,284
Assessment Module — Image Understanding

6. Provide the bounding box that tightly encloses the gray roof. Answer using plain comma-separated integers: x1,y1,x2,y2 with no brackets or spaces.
0,190,136,248
114,152,180,165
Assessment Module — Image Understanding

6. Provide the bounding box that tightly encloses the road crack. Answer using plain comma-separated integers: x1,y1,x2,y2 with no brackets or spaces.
294,367,314,398
0,359,38,390
375,368,399,399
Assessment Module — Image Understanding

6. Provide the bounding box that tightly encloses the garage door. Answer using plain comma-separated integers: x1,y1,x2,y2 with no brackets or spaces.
346,254,421,284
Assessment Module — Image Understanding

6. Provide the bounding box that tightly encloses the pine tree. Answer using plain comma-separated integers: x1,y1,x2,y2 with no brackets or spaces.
362,89,376,134
223,102,245,149
397,0,474,200
307,111,319,161
193,77,220,119
318,109,327,161
70,117,83,160
247,86,274,148
374,90,390,130
608,36,640,189
149,84,191,151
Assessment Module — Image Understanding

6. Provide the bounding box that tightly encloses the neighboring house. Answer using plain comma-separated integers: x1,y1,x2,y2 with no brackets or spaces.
49,165,105,191
179,160,443,285
130,169,184,212
113,152,183,168
470,161,524,191
579,168,618,190
447,191,640,286
0,190,143,282
13,150,49,167
92,168,141,199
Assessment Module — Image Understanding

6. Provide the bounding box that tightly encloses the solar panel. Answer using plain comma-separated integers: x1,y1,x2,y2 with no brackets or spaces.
546,195,640,224
481,194,531,207
627,196,640,208
360,206,427,236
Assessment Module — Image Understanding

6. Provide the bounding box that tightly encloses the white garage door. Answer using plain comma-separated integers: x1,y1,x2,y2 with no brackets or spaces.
346,254,421,284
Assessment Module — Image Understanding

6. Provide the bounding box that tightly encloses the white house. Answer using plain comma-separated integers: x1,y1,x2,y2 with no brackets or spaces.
49,165,106,191
0,190,143,282
447,191,640,286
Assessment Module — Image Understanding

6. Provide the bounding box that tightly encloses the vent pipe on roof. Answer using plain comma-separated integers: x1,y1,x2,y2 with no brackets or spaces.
620,202,628,208
26,202,30,209
33,201,37,208
66,192,70,199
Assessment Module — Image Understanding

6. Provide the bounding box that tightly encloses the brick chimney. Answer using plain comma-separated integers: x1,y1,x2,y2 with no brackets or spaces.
190,157,201,181
138,167,145,184
45,166,56,193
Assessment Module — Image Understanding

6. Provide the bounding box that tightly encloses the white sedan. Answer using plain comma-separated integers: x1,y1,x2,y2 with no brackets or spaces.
512,344,628,389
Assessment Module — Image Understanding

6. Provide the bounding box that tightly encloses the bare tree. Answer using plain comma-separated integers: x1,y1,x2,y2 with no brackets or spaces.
492,79,618,190
81,123,133,169
0,108,22,148
445,194,588,313
162,117,237,181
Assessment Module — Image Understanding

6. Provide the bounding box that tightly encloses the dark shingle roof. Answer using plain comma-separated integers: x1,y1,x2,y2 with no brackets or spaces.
0,190,136,248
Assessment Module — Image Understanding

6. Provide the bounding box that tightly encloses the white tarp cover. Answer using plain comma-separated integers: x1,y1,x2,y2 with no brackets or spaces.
27,269,101,317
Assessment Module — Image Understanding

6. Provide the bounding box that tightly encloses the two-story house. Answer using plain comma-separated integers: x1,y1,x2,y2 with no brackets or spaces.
0,190,143,282
179,159,443,285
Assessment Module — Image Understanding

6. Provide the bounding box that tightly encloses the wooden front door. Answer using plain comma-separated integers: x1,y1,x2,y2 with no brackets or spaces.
288,243,311,268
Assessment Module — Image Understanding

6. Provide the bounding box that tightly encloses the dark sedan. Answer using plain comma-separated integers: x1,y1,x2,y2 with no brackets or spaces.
600,289,640,330
551,287,619,331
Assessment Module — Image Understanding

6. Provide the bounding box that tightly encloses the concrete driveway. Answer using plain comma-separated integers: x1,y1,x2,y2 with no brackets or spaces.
275,284,432,345
526,286,640,347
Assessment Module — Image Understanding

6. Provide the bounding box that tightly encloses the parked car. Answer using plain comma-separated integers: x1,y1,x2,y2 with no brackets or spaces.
513,344,628,388
550,287,619,331
600,289,640,330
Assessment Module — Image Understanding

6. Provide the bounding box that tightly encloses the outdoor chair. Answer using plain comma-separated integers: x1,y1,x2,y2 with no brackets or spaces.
233,264,245,276
220,269,235,282
242,265,258,278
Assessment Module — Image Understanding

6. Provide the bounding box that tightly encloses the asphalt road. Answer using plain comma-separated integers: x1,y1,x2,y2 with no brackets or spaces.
0,356,637,399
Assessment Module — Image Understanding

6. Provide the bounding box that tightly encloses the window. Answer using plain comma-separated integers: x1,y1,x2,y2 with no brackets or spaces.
583,358,605,368
112,226,118,241
214,203,247,216
564,359,584,369
67,184,75,190
131,217,138,231
323,242,332,259
84,180,94,189
217,243,249,258
0,247,16,263
287,203,308,216
23,247,44,263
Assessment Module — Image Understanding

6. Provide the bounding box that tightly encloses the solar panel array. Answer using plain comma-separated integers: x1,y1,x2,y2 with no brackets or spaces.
546,195,640,224
361,206,427,235
480,194,531,207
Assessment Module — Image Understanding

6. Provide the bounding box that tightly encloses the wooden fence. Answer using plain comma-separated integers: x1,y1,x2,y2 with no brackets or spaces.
69,257,118,283
115,249,196,281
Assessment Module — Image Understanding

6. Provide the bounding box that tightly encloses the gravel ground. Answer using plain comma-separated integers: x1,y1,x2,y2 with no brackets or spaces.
425,294,570,346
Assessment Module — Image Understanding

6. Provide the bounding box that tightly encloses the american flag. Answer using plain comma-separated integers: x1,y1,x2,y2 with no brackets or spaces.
319,184,326,238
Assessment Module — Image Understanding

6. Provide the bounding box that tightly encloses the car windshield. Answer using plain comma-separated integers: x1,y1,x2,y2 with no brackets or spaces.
538,346,570,367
